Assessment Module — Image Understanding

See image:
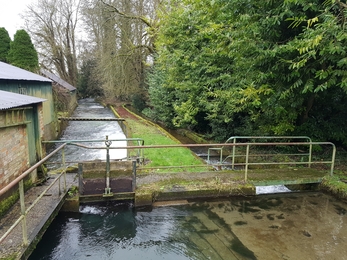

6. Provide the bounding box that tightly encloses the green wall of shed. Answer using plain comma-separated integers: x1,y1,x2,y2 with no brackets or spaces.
0,80,57,140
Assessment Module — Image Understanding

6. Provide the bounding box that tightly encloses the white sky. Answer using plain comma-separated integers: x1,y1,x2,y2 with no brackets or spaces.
0,0,34,39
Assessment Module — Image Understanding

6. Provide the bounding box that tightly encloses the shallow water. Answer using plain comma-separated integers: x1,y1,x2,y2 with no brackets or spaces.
48,99,126,168
29,192,347,260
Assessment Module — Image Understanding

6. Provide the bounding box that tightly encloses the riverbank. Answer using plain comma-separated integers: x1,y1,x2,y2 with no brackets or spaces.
109,103,347,203
107,104,254,206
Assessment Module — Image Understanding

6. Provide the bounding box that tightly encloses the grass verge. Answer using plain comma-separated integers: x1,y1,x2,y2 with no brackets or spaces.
125,117,211,173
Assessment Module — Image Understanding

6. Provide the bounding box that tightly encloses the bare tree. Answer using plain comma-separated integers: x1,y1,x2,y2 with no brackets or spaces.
23,0,81,86
80,0,161,100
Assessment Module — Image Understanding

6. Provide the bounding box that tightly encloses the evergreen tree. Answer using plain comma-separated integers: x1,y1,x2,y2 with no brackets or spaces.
7,29,39,72
0,27,11,62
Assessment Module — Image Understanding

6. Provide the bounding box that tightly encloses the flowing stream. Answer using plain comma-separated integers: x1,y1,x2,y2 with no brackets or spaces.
47,98,126,168
31,99,347,259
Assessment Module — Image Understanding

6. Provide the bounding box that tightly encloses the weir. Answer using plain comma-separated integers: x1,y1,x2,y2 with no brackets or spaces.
0,99,338,259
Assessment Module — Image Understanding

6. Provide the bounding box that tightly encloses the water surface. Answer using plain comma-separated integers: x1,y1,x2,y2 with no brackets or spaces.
48,98,126,167
29,192,347,260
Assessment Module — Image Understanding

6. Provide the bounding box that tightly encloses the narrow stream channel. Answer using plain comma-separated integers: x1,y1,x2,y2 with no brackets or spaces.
30,99,347,259
47,98,126,168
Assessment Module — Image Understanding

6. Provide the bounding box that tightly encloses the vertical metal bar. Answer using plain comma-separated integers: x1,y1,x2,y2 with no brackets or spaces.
19,180,28,246
137,140,140,161
245,144,250,182
207,149,210,163
330,144,336,176
219,148,223,164
78,163,83,195
232,138,236,170
104,135,112,196
308,143,312,168
58,176,61,196
106,137,110,189
132,160,137,191
62,146,66,192
140,140,144,164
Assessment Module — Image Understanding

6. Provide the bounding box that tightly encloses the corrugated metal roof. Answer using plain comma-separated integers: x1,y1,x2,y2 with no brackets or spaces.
0,90,46,110
41,70,76,91
0,62,52,82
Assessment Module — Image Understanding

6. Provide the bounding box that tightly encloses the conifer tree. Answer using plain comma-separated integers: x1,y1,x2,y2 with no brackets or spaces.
7,29,39,72
0,27,11,62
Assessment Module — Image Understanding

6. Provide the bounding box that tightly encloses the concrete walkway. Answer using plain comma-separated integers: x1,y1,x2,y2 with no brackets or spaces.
0,173,78,260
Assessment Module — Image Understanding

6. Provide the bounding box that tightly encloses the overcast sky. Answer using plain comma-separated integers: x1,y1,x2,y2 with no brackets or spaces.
0,0,34,39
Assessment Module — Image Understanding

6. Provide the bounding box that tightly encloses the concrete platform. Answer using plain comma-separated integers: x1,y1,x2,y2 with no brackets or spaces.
0,173,78,260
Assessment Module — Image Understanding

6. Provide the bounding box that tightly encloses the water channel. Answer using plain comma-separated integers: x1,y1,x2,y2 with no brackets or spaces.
29,193,347,260
47,98,127,168
30,99,347,259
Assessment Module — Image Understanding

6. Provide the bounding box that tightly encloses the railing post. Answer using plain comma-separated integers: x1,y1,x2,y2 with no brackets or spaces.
104,135,113,196
245,144,250,182
308,141,312,168
232,138,236,170
219,148,223,164
330,144,336,176
132,160,137,191
62,146,66,192
19,180,28,246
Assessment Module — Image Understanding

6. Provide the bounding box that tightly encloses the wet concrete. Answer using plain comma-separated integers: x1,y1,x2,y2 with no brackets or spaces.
0,173,78,259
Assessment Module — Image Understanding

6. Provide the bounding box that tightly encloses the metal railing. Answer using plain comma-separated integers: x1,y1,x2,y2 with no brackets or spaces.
1,137,335,253
0,143,67,246
48,139,335,179
121,141,335,179
207,136,313,170
43,137,336,181
43,137,145,163
43,136,336,181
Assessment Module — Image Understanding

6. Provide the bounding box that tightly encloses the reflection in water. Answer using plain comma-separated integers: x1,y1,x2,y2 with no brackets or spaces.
48,99,126,168
29,192,347,260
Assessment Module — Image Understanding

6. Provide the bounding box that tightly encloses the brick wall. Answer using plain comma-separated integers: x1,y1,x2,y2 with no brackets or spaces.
0,112,30,189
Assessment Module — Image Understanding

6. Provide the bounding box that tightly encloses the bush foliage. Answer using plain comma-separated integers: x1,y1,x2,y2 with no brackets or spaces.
147,0,347,145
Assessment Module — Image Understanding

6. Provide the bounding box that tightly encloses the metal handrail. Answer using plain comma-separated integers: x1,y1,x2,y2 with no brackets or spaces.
208,136,313,169
54,140,335,177
43,138,145,163
126,141,335,179
0,143,67,246
0,139,335,247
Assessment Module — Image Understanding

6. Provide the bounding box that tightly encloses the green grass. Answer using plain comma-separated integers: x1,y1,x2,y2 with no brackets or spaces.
126,118,210,173
320,175,347,199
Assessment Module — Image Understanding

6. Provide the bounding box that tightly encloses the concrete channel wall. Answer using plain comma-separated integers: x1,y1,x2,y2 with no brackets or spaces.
79,160,135,195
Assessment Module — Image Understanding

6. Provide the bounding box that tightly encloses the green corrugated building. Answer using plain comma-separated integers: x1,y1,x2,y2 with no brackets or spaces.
0,62,57,140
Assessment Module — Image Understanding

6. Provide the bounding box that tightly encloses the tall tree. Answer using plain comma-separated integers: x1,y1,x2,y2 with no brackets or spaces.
148,0,347,144
80,0,159,99
23,0,80,86
7,29,39,72
0,27,11,63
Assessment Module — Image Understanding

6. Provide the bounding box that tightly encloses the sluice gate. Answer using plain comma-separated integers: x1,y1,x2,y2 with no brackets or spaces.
78,160,136,202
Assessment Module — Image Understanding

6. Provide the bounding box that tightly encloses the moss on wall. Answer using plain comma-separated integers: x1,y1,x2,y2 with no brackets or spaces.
0,179,32,218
